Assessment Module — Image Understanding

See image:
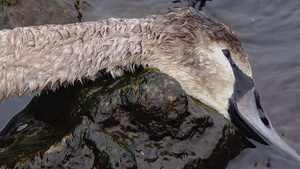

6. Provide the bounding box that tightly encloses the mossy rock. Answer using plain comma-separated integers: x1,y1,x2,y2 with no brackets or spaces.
0,68,248,168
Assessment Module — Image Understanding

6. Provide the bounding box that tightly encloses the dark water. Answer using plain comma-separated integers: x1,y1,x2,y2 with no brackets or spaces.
0,0,300,168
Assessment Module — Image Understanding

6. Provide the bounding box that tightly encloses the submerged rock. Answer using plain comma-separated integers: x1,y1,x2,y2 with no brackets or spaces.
0,68,248,168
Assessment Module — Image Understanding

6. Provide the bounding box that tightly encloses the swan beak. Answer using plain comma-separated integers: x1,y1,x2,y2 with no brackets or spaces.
228,87,300,161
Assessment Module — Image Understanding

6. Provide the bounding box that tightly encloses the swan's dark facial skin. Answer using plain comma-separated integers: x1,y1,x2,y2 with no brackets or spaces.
222,49,300,161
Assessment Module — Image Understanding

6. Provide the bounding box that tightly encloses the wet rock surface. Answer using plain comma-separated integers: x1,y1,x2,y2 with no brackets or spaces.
0,68,248,168
0,0,88,29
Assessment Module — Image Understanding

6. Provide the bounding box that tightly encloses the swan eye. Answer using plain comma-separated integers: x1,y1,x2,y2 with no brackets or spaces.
222,49,231,58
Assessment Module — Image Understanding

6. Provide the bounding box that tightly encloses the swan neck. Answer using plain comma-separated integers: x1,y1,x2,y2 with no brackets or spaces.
0,18,148,100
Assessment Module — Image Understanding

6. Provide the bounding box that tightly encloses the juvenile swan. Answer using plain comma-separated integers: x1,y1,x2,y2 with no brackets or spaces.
0,7,299,161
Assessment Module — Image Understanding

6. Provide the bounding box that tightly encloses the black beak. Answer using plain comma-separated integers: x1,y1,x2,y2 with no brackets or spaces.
228,88,268,145
227,57,300,161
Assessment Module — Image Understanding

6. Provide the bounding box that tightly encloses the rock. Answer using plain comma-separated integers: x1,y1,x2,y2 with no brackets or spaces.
0,0,88,29
0,68,248,168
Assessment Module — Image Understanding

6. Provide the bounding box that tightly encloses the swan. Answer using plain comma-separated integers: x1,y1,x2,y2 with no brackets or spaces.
0,7,299,161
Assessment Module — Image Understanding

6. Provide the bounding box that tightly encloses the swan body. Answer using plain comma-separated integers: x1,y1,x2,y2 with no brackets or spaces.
0,7,299,161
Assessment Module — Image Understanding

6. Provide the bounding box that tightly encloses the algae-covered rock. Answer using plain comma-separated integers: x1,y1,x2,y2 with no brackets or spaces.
0,68,248,168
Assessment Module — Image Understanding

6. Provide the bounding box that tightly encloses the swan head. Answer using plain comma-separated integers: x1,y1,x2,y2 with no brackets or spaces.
145,8,300,161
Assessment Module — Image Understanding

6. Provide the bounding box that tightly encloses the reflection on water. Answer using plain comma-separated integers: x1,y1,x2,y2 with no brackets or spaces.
0,0,300,168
